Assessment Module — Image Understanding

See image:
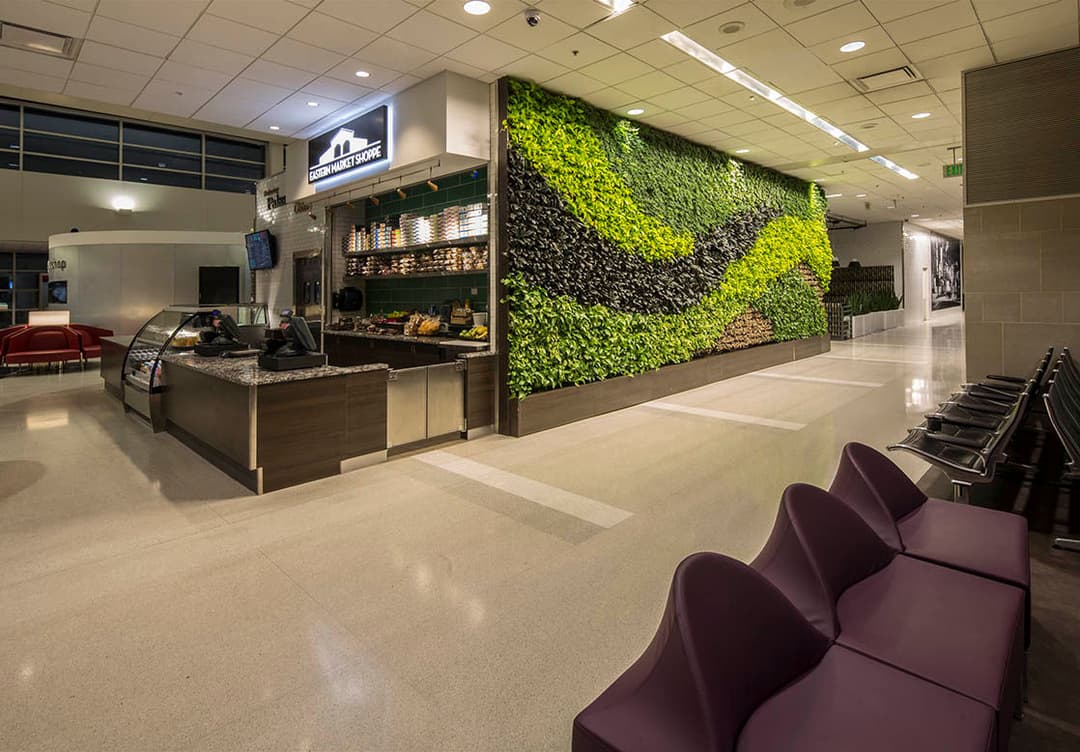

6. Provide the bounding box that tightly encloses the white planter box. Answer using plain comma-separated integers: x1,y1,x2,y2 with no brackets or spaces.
851,310,901,337
884,309,904,330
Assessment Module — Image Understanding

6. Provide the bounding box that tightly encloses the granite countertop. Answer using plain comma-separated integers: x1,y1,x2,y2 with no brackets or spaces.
324,329,490,350
160,352,388,386
101,335,135,347
458,350,497,359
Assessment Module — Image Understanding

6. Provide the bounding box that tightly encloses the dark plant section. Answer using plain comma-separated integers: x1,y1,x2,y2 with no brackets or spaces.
507,149,781,315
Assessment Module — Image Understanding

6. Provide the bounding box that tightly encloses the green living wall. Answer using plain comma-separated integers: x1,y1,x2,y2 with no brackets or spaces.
504,79,832,399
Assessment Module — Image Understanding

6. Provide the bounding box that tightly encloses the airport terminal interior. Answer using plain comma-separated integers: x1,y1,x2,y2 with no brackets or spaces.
0,1,1078,750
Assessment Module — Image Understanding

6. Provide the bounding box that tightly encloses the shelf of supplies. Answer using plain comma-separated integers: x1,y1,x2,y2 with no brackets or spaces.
343,235,489,257
344,269,488,281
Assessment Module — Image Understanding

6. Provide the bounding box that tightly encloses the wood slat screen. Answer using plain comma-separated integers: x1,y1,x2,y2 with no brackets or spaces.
964,46,1080,206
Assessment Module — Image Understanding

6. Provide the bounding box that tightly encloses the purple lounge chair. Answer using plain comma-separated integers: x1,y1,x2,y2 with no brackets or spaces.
830,442,1031,647
752,484,1024,751
573,552,996,752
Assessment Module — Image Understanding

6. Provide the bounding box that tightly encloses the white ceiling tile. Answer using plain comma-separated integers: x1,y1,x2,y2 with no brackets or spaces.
587,6,673,49
901,25,989,62
187,14,278,57
676,97,733,119
877,94,944,117
63,79,138,106
77,40,163,76
96,0,209,36
215,76,295,107
287,12,378,56
829,47,913,81
241,59,316,89
261,37,344,74
628,39,693,69
534,0,609,28
579,53,653,86
426,0,528,31
785,3,879,47
486,10,576,53
204,0,308,34
681,4,778,50
250,91,349,131
0,67,65,93
646,0,747,27
990,24,1079,62
721,29,842,94
379,73,422,95
69,61,150,91
302,76,374,103
133,78,217,117
0,0,91,37
698,108,756,129
446,35,528,70
317,0,418,33
0,45,75,78
694,74,746,99
85,16,180,58
545,71,607,98
538,32,619,68
982,0,1078,44
325,59,401,88
864,81,935,105
386,10,477,55
438,57,497,83
155,59,233,90
647,86,712,111
884,0,979,44
496,54,570,84
665,58,717,85
581,86,637,110
751,0,855,24
915,46,995,82
355,36,437,72
808,26,897,65
170,38,254,76
971,0,1060,22
618,69,683,99
290,0,320,6
794,81,862,106
639,111,688,129
49,0,98,11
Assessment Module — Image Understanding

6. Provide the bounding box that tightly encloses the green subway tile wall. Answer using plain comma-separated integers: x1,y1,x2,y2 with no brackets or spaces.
366,167,488,222
366,273,489,314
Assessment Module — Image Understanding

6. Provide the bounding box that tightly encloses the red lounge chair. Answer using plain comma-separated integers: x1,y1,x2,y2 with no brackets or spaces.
4,326,83,371
69,324,114,361
0,324,28,365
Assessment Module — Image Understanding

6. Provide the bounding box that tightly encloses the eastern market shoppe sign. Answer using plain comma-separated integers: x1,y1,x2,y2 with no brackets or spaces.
307,105,389,183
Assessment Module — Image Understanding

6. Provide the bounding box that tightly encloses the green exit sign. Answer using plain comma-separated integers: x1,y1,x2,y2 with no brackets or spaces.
943,163,963,178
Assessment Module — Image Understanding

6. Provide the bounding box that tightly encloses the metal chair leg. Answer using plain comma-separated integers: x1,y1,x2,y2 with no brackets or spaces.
952,481,972,504
1052,537,1080,552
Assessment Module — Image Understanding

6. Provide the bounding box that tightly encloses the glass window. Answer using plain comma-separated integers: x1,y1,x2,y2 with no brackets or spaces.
0,126,19,150
15,271,40,289
123,165,201,188
206,137,264,164
24,132,118,162
15,291,39,310
205,157,263,180
124,146,201,173
205,175,256,194
24,108,118,142
0,154,16,171
0,104,17,128
23,154,119,180
15,254,46,271
124,123,201,154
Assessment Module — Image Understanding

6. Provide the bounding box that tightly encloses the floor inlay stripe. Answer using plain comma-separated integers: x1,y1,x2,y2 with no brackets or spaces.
416,451,633,528
750,372,885,388
821,354,928,365
644,401,806,431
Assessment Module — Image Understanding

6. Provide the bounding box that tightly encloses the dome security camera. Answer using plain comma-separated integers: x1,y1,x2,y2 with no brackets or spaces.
524,8,541,26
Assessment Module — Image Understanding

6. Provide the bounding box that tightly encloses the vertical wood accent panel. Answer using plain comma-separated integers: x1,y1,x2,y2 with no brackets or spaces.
163,364,253,468
964,47,1080,205
465,353,497,430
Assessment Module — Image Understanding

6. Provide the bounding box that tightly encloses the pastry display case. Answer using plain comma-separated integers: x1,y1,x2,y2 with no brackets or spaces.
121,304,268,429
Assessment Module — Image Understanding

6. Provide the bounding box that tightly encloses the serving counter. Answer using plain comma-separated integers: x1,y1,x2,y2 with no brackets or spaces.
159,353,389,494
324,329,488,369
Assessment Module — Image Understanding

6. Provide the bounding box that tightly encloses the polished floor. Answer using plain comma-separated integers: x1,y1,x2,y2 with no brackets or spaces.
1,310,1076,751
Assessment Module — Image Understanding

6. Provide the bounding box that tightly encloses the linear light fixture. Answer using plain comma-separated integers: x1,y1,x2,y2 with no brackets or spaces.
595,0,635,15
661,30,919,181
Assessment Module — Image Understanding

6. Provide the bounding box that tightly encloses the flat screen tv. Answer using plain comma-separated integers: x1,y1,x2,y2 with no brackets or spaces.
245,230,276,270
48,280,68,304
199,266,240,305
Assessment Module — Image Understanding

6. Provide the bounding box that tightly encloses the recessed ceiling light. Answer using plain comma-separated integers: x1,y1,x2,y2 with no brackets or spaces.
627,107,645,115
595,0,636,14
355,70,370,78
662,31,920,181
306,101,319,107
735,148,750,154
911,214,920,217
855,193,867,198
721,21,746,34
269,125,280,131
463,1,490,14
840,41,865,53
825,193,843,198
911,112,931,119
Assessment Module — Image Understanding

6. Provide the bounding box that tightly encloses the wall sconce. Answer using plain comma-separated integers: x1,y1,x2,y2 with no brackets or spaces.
427,180,438,192
111,196,135,214
396,187,407,199
370,196,380,206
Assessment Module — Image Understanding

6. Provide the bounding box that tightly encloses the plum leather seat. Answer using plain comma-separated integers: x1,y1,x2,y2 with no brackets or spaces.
830,442,1030,647
752,484,1024,751
574,552,996,752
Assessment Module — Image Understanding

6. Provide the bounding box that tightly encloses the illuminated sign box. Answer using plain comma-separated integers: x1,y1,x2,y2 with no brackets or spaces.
307,105,389,183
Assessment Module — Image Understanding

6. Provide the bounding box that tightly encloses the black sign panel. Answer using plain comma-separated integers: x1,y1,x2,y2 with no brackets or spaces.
307,105,389,183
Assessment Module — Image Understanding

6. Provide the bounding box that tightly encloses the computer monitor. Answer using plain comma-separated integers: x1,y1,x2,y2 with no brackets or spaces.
285,316,318,354
211,314,242,344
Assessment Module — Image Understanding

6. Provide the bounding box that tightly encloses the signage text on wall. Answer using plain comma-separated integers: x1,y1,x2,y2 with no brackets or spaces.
307,105,389,183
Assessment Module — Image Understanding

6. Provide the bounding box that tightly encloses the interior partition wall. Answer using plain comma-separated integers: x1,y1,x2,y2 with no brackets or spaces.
494,78,833,435
962,47,1080,378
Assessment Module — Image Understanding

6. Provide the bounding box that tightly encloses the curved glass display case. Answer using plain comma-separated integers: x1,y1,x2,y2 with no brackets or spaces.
122,304,268,429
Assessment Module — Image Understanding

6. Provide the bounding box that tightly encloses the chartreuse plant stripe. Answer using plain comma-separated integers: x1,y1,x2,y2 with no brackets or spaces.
505,79,694,261
752,269,828,341
506,216,832,398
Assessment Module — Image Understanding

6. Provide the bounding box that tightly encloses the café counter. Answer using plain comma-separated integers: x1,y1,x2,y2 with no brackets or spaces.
157,352,389,494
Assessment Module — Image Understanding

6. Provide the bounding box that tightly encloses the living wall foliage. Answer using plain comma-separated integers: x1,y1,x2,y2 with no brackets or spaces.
503,79,833,399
